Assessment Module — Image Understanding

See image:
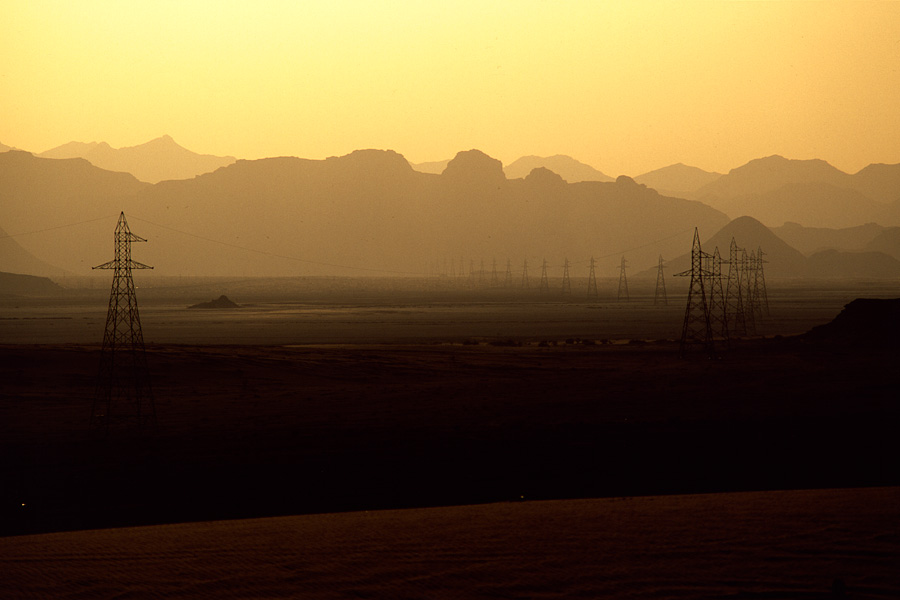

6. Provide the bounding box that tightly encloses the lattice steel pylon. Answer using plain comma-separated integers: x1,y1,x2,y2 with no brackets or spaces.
539,258,550,292
675,228,714,356
504,258,513,288
754,247,770,316
724,238,747,337
654,255,667,305
91,212,156,434
741,249,757,335
561,258,572,295
706,247,729,344
587,256,599,300
617,256,629,301
521,258,530,289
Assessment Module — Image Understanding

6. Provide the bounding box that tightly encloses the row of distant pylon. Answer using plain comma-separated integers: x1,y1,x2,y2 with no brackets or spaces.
677,229,769,355
427,256,670,303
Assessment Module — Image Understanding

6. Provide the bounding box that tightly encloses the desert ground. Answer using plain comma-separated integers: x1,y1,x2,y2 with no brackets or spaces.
1,276,898,597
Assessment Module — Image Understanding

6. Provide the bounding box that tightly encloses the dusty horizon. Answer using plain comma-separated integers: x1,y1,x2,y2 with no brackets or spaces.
3,2,900,178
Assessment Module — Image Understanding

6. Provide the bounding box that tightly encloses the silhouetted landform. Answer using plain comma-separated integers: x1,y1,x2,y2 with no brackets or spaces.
409,159,450,174
656,216,808,278
805,297,900,346
806,249,900,279
0,148,729,277
864,227,900,261
38,135,236,183
772,222,888,256
0,271,63,296
633,162,722,198
691,156,900,228
0,141,17,153
504,155,614,183
188,294,241,309
0,223,69,277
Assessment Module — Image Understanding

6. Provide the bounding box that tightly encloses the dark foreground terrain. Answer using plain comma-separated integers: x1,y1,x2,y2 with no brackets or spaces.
2,334,897,537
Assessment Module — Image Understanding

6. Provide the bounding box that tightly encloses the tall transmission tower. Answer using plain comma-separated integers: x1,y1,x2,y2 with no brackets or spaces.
706,247,729,343
490,258,499,288
504,258,513,288
754,247,769,316
539,259,550,292
587,256,599,300
561,258,572,295
675,228,714,356
724,238,747,337
521,258,530,289
617,256,629,301
741,249,757,335
91,212,156,434
654,255,667,305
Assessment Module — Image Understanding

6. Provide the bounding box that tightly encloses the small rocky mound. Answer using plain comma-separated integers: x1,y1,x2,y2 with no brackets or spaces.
804,298,900,346
188,295,241,309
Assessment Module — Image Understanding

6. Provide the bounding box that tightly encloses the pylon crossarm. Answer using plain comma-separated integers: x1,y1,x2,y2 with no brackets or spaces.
93,260,117,270
129,260,154,270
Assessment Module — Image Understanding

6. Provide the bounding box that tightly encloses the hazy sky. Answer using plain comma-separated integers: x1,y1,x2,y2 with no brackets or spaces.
3,1,899,176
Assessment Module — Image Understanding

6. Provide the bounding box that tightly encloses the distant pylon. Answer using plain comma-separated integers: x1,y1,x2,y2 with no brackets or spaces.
587,256,599,300
755,247,769,316
561,258,571,295
724,238,747,337
741,249,756,335
504,258,513,288
675,228,714,356
706,247,729,343
539,259,550,292
521,258,530,289
490,258,499,287
91,212,156,434
617,256,629,301
654,255,667,305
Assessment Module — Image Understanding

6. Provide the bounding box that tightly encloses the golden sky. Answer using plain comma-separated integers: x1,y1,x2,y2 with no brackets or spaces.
3,1,899,176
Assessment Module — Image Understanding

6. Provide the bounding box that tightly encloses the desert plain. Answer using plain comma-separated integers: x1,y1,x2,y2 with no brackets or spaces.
1,276,898,598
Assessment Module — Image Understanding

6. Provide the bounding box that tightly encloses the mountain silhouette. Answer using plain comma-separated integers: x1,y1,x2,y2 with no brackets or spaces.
503,155,613,183
712,182,884,228
38,135,236,183
634,163,722,198
659,216,808,278
0,271,64,296
0,149,729,277
691,155,900,228
806,249,900,278
409,159,450,175
0,141,17,153
771,222,887,255
0,223,69,277
863,227,900,261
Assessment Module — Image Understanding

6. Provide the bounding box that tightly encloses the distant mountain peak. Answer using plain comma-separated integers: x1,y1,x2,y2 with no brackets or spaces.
443,149,506,185
504,154,612,183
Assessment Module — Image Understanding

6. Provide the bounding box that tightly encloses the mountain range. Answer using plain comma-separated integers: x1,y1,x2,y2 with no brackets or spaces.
656,216,900,279
36,135,235,183
0,149,728,277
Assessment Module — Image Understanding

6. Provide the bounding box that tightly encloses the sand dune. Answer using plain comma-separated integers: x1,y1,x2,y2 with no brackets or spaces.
2,488,897,598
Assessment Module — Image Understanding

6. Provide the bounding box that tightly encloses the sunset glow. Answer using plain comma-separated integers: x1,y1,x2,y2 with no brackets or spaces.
3,1,900,175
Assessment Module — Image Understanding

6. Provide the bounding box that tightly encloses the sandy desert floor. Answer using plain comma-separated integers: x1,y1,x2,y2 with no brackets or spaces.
1,487,898,599
1,278,898,597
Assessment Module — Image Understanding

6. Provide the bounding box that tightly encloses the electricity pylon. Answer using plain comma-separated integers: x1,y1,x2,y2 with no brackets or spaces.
539,259,550,292
724,238,747,337
587,256,599,300
561,258,571,295
504,258,513,288
654,255,667,305
490,258,499,287
675,228,714,356
617,256,629,301
754,247,769,316
741,249,757,335
521,258,530,289
91,212,156,434
706,247,729,343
